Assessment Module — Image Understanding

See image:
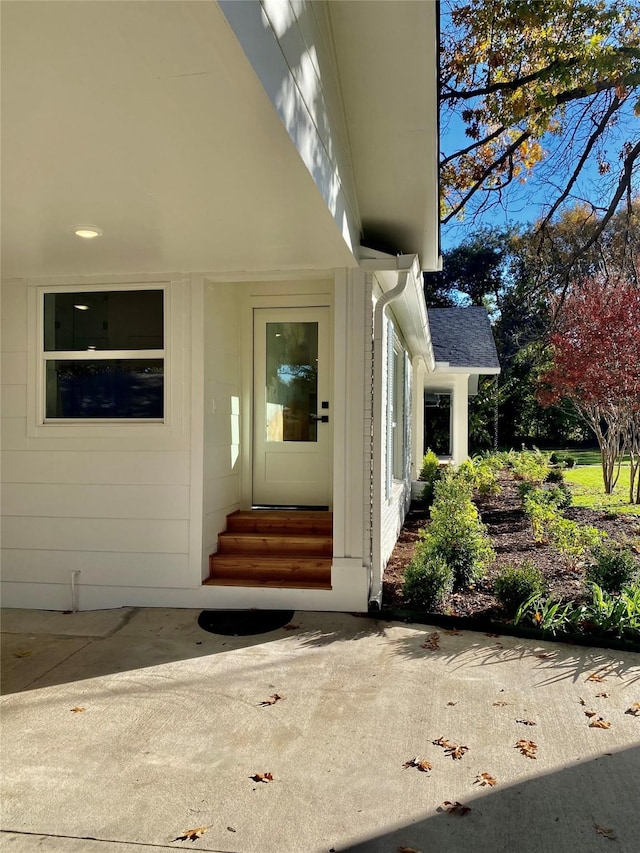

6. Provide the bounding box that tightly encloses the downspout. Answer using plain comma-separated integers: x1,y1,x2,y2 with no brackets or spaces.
369,266,411,609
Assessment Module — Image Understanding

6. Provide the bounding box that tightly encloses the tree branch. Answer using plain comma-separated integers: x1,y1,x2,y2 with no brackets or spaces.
440,124,506,167
442,131,530,224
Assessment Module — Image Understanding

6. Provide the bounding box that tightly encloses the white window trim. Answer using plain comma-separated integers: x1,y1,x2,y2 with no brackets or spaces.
27,276,184,439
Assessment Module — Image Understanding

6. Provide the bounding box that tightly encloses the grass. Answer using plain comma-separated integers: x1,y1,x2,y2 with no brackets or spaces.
551,448,630,466
563,464,640,515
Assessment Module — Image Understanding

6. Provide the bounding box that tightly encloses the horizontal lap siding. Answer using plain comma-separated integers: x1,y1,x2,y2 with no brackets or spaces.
0,279,195,602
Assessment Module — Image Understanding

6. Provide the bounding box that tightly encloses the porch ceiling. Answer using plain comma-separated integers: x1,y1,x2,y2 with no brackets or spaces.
1,1,357,279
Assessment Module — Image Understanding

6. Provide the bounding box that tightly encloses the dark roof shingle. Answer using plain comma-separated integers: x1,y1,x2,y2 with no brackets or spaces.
427,307,500,370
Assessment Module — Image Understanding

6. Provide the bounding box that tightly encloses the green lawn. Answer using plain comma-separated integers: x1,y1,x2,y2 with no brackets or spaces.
550,448,630,466
563,463,640,515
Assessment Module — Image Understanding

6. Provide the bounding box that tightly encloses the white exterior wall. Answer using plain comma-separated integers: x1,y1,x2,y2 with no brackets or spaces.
1,276,196,611
202,281,242,571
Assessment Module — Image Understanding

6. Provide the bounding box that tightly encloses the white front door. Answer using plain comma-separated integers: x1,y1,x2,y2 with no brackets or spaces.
253,307,332,507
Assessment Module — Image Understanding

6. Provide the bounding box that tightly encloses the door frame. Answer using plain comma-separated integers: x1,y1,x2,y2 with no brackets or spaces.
239,281,335,510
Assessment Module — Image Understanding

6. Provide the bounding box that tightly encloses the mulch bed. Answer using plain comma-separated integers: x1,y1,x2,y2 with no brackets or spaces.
382,473,640,621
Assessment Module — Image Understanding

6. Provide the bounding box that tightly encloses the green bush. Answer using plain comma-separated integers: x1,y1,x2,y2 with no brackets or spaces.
419,449,442,507
418,473,495,590
549,452,561,465
586,544,639,593
564,454,577,469
545,468,565,484
494,562,546,615
509,449,551,484
573,582,640,639
402,552,453,611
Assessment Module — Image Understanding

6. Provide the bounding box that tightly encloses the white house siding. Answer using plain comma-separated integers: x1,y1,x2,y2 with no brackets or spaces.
202,281,242,571
218,0,360,257
0,276,195,611
380,312,413,569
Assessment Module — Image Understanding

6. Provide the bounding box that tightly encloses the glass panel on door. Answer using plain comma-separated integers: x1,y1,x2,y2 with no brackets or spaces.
265,322,318,443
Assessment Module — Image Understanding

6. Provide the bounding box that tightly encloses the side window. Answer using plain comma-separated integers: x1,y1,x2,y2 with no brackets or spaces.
42,288,165,420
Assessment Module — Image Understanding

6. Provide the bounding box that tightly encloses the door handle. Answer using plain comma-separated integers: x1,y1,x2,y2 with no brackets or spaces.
309,413,329,423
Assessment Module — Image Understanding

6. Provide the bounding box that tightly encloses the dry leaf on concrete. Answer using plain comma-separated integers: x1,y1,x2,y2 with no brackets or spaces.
421,633,440,651
438,801,471,816
282,624,299,631
584,709,597,718
625,702,640,716
402,758,433,772
250,772,274,783
515,719,536,726
594,824,616,840
587,669,611,683
596,692,610,699
589,717,611,729
173,826,208,842
258,694,283,707
515,739,537,759
474,772,497,787
433,737,468,759
13,650,32,658
70,707,86,713
493,701,510,707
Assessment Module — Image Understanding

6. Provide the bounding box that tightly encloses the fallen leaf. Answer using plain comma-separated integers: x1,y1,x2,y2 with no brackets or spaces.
596,692,610,699
578,697,587,706
444,630,462,636
438,801,471,816
402,757,433,772
421,632,440,651
250,772,274,783
474,772,497,787
174,826,208,842
535,652,555,659
587,669,611,683
515,719,536,726
494,642,504,649
398,847,422,853
493,701,510,707
70,707,86,713
594,824,616,840
584,709,597,718
485,632,501,638
447,701,458,706
625,702,640,716
13,650,32,658
282,624,299,630
515,739,537,759
258,693,283,707
589,717,611,729
227,827,236,833
432,736,468,759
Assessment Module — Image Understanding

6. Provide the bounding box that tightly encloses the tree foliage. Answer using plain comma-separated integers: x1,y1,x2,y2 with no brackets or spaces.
440,0,640,280
538,272,640,499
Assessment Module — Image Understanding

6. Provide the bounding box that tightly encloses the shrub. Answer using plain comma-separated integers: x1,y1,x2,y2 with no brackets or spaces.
549,452,561,465
564,454,577,468
419,474,495,590
586,544,639,593
514,593,575,635
494,562,546,615
509,449,551,484
545,468,564,484
574,582,640,639
419,449,442,507
546,483,572,510
402,552,453,611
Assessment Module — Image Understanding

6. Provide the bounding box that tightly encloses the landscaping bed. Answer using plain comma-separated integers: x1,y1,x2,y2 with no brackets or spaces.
382,467,640,646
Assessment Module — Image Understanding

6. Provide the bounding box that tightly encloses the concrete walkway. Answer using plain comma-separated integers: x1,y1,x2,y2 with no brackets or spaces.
1,608,639,853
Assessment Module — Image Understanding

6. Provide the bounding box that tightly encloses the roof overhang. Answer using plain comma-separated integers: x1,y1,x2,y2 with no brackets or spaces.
329,1,440,271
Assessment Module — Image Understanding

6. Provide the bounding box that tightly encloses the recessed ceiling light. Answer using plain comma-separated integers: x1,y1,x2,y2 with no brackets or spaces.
73,226,103,239
74,304,90,311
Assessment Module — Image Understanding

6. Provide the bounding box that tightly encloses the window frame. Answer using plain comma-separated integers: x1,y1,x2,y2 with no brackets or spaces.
31,281,171,432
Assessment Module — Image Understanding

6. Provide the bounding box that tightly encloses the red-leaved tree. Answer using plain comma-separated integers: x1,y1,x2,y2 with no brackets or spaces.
538,273,640,501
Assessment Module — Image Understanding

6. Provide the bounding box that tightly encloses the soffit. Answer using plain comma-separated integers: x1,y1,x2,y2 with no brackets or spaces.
329,0,440,270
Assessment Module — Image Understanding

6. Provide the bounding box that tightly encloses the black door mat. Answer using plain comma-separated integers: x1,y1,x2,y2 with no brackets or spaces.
198,609,295,636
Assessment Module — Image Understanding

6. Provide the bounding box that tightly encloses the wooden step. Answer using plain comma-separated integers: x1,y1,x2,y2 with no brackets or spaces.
205,555,332,589
226,510,333,536
217,531,332,557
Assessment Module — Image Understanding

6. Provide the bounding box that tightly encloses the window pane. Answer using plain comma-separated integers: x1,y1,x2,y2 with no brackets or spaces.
44,290,163,351
265,322,318,442
46,360,163,418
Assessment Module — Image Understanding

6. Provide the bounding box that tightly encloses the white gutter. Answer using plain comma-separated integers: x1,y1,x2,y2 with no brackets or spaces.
368,255,417,609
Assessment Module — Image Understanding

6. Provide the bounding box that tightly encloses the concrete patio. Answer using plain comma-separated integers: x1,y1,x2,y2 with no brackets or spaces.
1,608,639,852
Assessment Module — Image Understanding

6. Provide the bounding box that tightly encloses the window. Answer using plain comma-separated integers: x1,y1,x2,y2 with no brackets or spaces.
41,288,165,421
386,323,409,495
